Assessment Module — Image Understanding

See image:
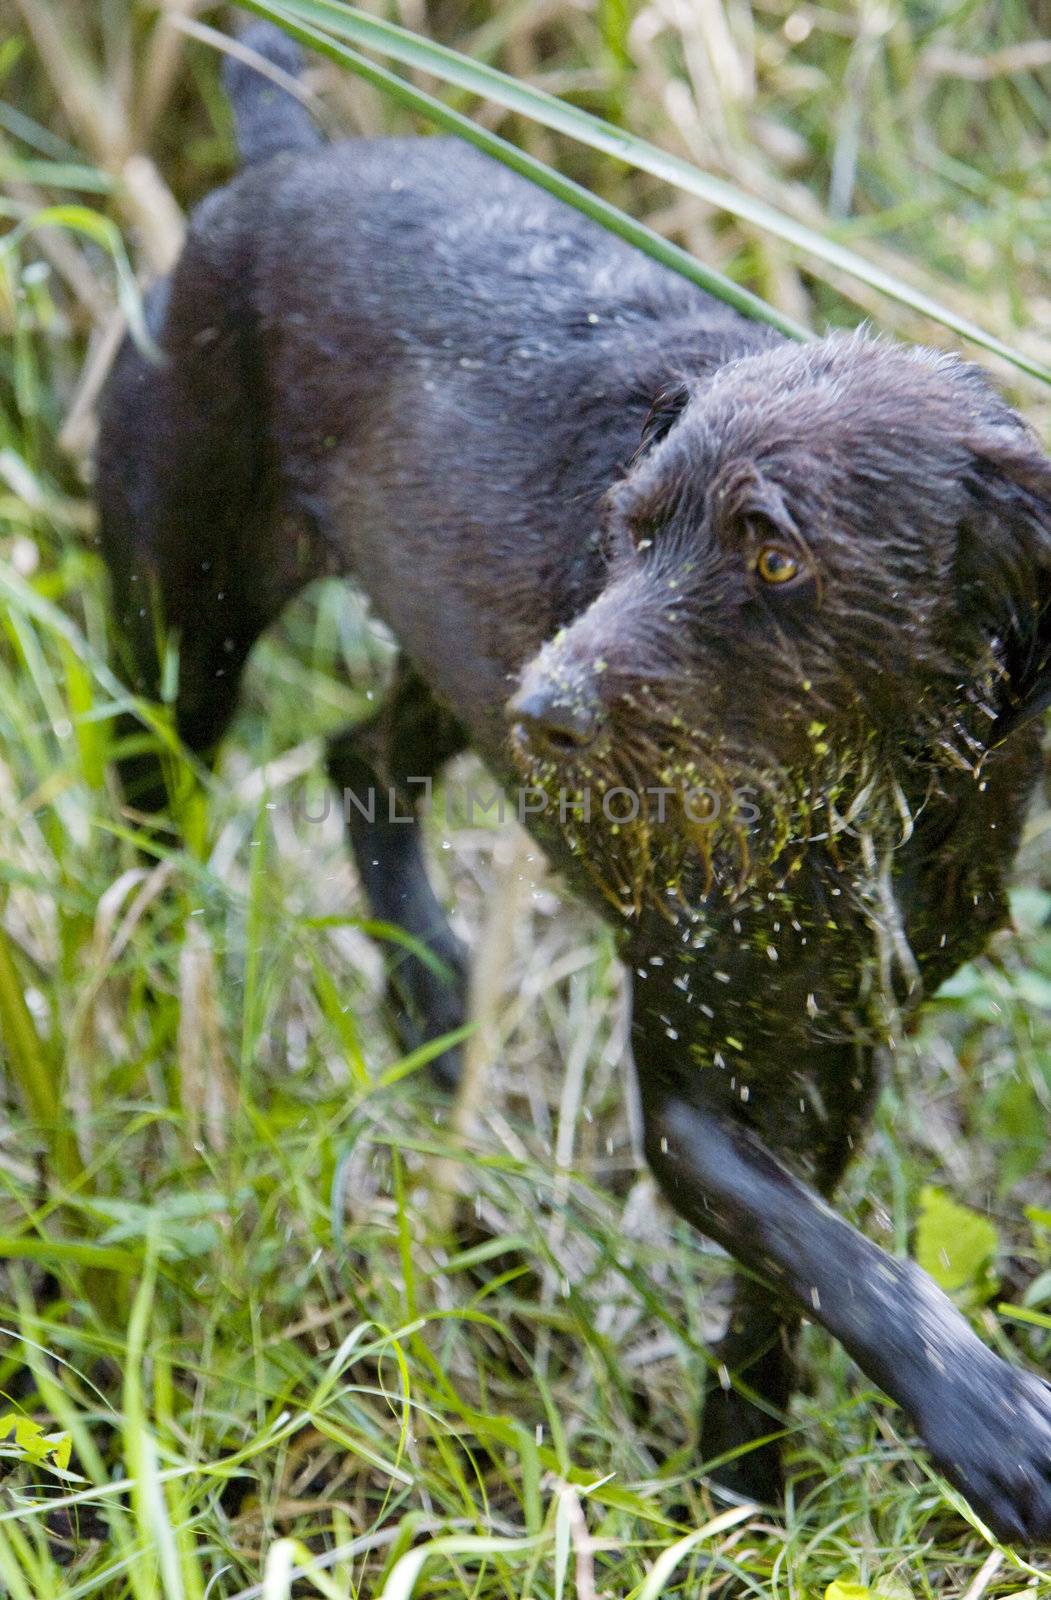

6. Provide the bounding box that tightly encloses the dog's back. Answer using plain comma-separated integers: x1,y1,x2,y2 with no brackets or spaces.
107,26,772,743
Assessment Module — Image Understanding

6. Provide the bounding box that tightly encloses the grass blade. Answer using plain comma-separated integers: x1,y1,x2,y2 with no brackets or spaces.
633,1505,757,1599
0,917,82,1184
238,0,1051,384
202,9,806,340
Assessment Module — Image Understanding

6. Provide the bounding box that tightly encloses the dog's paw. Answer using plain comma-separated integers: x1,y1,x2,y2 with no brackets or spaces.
919,1361,1051,1544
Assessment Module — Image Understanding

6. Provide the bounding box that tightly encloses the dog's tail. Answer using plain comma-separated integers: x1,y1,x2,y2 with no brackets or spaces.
223,22,323,167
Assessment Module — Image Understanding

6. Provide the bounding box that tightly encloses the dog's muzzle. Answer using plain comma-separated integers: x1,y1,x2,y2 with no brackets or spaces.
505,672,602,761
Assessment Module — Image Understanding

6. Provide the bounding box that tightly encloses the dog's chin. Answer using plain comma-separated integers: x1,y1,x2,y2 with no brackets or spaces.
507,733,755,919
506,711,908,920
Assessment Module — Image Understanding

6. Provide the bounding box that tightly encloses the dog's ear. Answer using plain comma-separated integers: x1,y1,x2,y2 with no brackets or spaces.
956,427,1051,746
638,381,690,455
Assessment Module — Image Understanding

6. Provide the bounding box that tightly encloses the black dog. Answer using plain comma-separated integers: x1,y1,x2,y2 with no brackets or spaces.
96,24,1051,1541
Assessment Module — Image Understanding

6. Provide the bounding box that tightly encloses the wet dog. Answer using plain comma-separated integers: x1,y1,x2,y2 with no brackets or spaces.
96,24,1051,1540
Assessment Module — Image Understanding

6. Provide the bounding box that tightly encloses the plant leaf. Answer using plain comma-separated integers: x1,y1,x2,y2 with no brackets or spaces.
915,1186,999,1295
229,4,805,339
0,1414,74,1474
238,0,1051,384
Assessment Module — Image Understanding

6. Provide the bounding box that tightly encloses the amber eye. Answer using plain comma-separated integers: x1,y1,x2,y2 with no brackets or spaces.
755,545,802,586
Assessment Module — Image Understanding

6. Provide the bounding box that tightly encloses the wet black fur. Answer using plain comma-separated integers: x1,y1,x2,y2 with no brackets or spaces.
95,24,1051,1542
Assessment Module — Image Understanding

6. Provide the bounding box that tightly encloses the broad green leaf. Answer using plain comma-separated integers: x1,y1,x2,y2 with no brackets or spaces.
915,1186,999,1296
0,1413,73,1473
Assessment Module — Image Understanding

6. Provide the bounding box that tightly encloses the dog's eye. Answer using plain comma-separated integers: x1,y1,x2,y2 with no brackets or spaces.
755,545,803,586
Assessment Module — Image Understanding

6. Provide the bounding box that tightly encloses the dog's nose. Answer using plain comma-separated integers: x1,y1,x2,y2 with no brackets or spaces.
507,683,601,757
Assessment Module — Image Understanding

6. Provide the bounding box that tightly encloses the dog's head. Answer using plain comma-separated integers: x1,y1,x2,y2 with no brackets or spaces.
507,332,1051,913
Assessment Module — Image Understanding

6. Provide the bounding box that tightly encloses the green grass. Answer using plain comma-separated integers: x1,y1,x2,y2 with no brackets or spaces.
1,1,1050,1594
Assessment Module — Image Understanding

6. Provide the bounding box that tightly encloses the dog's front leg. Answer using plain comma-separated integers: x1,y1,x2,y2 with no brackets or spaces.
698,1269,800,1502
640,1086,1051,1543
326,660,469,1090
